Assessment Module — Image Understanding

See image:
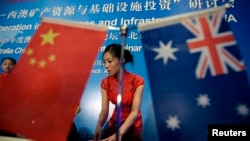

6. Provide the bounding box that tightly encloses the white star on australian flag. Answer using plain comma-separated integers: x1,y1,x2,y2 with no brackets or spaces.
165,115,181,131
152,40,179,65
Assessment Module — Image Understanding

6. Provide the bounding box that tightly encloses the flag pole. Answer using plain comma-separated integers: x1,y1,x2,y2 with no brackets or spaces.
116,25,128,141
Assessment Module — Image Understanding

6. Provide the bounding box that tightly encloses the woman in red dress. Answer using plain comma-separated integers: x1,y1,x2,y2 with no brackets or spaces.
94,43,145,141
0,57,17,137
0,57,16,89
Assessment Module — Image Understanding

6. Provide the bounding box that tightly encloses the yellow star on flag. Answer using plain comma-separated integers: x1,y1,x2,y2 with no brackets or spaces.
29,58,37,65
48,54,56,62
40,29,59,46
38,60,47,68
26,48,34,56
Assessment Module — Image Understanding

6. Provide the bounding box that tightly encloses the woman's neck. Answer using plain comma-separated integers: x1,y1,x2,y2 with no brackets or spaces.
114,68,126,78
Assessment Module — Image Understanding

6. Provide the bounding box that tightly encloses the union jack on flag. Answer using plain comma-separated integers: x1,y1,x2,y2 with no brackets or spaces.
138,6,250,141
183,10,245,79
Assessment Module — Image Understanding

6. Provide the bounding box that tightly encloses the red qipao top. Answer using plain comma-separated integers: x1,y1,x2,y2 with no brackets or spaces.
0,72,8,88
101,70,144,133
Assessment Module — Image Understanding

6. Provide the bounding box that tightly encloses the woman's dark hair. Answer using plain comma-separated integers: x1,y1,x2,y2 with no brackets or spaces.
103,43,134,66
1,57,16,65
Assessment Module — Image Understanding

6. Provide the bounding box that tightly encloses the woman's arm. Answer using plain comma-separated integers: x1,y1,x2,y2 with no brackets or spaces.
94,88,109,140
119,84,144,136
97,88,110,126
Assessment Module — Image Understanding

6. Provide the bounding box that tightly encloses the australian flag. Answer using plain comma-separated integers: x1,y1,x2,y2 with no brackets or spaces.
138,6,250,141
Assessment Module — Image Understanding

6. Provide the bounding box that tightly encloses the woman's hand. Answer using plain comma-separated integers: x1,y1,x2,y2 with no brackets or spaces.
93,125,102,141
101,134,122,141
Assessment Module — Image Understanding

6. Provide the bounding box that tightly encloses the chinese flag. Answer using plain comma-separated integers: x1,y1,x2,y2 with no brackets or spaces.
0,18,107,141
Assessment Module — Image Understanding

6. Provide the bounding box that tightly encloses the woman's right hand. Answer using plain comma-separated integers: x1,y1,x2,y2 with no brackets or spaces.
93,124,102,141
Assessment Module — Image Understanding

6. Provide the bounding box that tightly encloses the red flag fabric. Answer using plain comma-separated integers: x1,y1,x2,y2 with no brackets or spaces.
0,18,107,141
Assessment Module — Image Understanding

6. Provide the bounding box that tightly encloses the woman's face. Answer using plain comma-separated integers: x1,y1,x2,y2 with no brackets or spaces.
103,52,121,76
1,59,15,73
